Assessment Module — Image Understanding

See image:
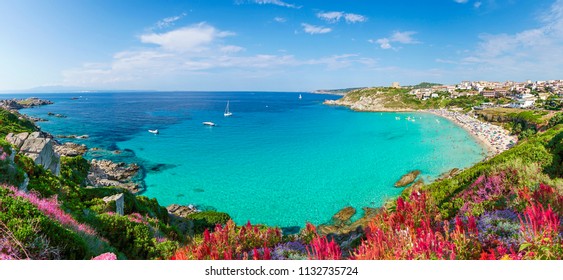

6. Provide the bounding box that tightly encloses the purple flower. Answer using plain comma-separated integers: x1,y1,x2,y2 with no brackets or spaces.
477,210,521,249
271,241,307,260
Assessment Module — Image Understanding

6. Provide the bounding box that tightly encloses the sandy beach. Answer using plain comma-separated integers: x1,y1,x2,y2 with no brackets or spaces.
426,109,518,156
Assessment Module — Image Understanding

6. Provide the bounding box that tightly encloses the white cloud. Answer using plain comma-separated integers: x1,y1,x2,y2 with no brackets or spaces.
140,22,235,52
238,0,301,9
344,13,367,23
458,0,563,80
371,31,419,49
453,0,469,3
376,38,392,49
62,23,376,89
274,17,287,23
317,11,343,23
317,11,367,23
301,23,332,34
390,31,419,44
220,45,246,53
155,13,186,29
474,1,482,8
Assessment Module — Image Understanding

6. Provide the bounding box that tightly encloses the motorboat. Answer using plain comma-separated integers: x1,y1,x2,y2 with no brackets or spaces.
202,122,216,126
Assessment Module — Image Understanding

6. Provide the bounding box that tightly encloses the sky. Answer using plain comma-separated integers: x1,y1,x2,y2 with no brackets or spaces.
1,0,563,91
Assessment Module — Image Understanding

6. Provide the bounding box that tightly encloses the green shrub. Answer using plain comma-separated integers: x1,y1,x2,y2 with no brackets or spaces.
60,156,90,186
88,213,178,260
0,109,37,138
187,211,231,234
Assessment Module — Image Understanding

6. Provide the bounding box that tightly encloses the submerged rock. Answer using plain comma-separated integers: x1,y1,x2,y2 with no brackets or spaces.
394,170,421,187
332,206,356,227
56,134,89,139
47,112,67,118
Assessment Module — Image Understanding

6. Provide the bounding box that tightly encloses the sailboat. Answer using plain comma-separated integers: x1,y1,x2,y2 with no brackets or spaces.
224,101,233,117
299,94,302,100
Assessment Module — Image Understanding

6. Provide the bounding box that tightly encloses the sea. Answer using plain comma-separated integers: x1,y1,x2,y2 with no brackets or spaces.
9,91,486,230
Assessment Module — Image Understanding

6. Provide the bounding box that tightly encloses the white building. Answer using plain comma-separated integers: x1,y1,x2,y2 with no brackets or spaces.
511,93,537,108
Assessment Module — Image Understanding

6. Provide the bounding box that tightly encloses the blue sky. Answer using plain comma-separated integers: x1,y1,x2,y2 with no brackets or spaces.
1,0,562,91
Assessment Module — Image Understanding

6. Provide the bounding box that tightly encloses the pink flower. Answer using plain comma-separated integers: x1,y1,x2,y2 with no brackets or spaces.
91,252,117,260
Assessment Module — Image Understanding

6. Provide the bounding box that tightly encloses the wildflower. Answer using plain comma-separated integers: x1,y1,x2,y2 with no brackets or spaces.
91,252,117,260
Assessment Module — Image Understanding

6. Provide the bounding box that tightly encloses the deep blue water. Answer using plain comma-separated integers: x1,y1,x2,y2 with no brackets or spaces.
11,91,486,228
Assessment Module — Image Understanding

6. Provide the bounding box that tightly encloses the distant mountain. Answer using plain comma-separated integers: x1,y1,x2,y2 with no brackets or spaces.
0,85,158,94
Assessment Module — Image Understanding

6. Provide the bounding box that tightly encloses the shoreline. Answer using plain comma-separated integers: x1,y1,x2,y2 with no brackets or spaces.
425,109,518,157
323,99,518,157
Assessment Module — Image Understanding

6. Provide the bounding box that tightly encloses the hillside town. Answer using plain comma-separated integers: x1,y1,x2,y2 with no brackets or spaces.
406,80,563,109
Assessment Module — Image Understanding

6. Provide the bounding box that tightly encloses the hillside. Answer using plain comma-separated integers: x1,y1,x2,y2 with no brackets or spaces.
324,87,488,112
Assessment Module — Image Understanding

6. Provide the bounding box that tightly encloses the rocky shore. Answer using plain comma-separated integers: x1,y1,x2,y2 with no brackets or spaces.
1,97,145,193
0,97,53,110
324,97,415,112
87,159,142,193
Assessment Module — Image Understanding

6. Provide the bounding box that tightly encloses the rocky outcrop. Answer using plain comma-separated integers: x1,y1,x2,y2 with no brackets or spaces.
394,170,421,187
438,168,460,181
0,99,23,110
54,142,87,157
0,98,53,110
47,112,67,118
318,207,381,258
166,204,199,218
55,134,89,139
5,132,60,176
166,204,199,235
22,114,48,122
332,206,356,227
324,92,414,112
87,159,141,193
102,193,124,215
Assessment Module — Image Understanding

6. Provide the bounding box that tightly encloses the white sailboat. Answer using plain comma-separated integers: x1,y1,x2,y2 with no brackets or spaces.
224,101,233,117
298,94,302,100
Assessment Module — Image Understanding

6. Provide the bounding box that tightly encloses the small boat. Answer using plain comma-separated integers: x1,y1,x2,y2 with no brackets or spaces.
224,101,233,117
299,94,302,100
202,122,216,126
148,129,159,134
395,116,401,120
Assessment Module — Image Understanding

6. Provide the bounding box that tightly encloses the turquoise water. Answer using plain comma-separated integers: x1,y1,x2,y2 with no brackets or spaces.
15,92,486,229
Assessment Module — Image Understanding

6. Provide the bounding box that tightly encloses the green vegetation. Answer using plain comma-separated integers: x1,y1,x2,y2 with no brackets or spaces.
0,187,91,259
409,82,442,89
187,211,232,234
342,87,489,111
4,105,563,260
475,108,553,139
424,124,563,218
0,109,37,138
